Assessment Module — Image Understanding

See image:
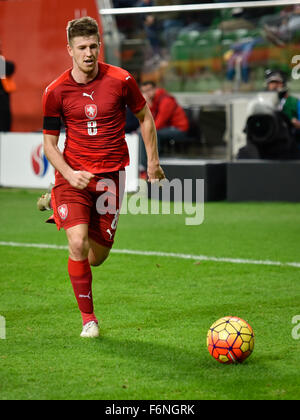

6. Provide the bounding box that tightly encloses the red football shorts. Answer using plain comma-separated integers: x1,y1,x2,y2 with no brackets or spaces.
51,170,126,249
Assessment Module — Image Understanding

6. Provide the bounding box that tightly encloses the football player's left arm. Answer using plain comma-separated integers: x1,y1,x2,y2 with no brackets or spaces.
135,104,165,183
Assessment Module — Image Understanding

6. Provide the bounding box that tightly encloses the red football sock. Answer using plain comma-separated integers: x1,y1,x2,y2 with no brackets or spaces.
68,258,98,325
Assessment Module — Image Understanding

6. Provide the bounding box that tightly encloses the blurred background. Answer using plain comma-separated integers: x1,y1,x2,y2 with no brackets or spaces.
1,0,300,197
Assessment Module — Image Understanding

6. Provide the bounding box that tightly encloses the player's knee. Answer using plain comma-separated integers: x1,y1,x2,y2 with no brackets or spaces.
69,236,90,260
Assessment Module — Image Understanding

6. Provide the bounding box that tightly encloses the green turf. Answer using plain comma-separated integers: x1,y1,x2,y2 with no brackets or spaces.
0,188,300,400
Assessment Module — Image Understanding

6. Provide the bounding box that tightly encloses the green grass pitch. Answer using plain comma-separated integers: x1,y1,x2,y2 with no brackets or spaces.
0,188,300,400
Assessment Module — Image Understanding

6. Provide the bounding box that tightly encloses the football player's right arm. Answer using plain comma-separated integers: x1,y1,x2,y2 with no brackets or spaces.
43,134,94,190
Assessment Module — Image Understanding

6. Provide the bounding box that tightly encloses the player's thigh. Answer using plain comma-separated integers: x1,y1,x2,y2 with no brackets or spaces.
88,170,124,251
52,175,92,231
88,208,120,253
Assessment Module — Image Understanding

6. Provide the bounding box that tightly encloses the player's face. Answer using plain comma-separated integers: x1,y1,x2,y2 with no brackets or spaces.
68,35,100,74
267,81,284,92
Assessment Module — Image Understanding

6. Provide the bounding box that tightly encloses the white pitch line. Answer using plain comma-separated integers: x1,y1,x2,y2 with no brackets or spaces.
0,240,300,269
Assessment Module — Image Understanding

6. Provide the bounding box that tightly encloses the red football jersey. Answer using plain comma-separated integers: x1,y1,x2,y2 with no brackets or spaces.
43,62,146,173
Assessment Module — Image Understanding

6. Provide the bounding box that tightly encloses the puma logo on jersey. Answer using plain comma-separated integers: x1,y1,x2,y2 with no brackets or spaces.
83,91,95,101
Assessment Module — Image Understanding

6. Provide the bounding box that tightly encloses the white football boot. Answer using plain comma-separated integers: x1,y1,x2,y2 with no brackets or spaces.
37,192,52,211
37,183,54,211
80,321,100,338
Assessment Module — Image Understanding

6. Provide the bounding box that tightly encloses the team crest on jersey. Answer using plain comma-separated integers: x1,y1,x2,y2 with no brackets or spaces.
58,204,68,220
85,104,97,120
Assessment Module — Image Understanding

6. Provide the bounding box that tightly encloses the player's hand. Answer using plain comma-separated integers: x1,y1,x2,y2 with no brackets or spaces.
147,162,165,184
67,170,94,190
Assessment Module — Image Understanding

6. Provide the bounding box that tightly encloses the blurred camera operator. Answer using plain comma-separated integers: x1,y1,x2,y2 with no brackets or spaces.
265,69,300,140
237,70,300,160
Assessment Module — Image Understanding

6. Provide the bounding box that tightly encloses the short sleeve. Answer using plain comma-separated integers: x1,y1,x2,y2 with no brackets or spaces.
42,87,62,135
123,73,146,115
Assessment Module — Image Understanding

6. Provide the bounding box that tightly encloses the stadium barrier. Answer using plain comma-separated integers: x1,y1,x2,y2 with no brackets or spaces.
158,158,227,202
1,130,300,201
1,132,300,201
159,158,300,202
227,160,300,202
0,132,139,193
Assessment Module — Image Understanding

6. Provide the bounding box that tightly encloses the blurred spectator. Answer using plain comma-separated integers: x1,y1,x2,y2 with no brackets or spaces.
264,4,300,45
0,41,16,132
135,0,162,64
225,37,262,85
219,7,255,31
144,14,161,57
222,8,262,86
136,0,153,8
139,81,189,170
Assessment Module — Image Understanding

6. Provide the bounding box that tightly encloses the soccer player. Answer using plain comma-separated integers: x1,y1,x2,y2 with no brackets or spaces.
43,16,165,338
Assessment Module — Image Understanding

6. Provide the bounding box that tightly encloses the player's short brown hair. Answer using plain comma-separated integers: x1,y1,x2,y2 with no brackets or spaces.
66,16,100,44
